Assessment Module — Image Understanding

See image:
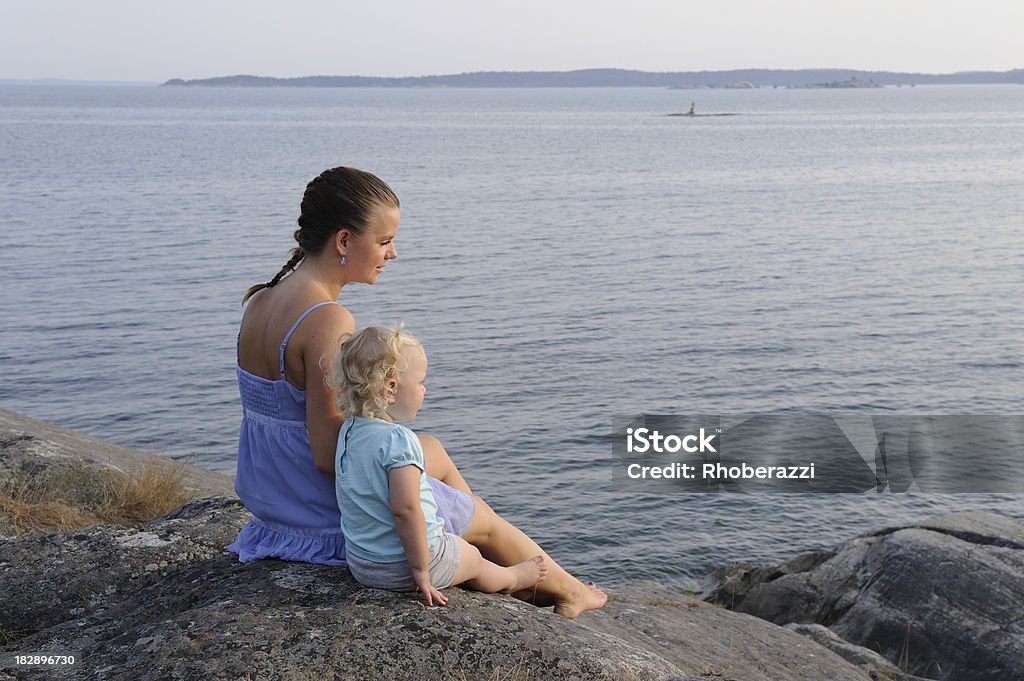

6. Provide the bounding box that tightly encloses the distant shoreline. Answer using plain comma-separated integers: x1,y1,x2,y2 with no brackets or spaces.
161,67,1023,89
3,67,1022,89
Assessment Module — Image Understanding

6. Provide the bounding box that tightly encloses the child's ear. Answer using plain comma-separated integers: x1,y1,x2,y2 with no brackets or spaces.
383,378,397,402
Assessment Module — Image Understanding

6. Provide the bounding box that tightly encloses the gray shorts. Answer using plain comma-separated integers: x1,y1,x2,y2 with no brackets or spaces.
346,532,462,591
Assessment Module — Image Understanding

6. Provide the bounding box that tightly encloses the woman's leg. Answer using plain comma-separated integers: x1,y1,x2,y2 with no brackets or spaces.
462,495,607,618
418,434,472,495
418,432,606,618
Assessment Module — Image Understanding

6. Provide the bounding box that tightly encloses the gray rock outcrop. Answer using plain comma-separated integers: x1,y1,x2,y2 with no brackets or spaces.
1,498,875,681
0,496,249,632
0,411,880,680
707,513,1024,681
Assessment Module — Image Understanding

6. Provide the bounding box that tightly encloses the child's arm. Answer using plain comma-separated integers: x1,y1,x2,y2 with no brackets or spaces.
389,465,448,606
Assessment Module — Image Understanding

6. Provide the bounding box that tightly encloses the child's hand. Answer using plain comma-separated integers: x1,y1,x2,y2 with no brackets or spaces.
412,568,448,607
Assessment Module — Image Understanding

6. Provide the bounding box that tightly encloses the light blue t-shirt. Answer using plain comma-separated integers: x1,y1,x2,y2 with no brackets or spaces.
335,416,445,563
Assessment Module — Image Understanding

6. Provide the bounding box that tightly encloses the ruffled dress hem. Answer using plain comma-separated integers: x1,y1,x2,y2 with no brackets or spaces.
226,517,347,567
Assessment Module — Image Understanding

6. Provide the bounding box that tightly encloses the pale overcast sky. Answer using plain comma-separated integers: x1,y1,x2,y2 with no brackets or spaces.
2,0,1021,82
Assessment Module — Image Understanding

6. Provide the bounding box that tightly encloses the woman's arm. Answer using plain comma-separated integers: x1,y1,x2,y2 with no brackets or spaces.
389,465,447,606
303,305,356,476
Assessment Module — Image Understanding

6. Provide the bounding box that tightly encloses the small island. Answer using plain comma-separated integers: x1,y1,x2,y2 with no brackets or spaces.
790,76,883,89
667,82,759,89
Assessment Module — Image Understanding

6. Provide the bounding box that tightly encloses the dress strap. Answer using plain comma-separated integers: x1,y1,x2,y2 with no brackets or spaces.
279,301,339,379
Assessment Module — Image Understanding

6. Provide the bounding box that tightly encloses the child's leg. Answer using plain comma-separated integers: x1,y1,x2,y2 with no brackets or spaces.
449,536,547,594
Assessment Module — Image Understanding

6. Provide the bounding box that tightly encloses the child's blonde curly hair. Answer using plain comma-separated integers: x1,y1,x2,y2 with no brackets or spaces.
330,325,422,419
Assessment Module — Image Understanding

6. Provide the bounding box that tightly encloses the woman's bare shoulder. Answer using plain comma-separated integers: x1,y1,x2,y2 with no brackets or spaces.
304,301,355,338
290,300,355,369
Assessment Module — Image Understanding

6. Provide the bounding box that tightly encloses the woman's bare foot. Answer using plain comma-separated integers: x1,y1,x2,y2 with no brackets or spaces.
501,556,548,593
553,580,608,619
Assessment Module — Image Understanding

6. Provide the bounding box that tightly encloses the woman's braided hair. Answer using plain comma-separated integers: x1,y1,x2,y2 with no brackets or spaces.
243,166,400,304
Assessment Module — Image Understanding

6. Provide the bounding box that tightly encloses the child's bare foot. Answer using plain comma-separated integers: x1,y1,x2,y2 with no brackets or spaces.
501,556,548,593
553,580,608,619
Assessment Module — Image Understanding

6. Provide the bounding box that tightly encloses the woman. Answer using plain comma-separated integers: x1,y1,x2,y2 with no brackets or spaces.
228,166,606,618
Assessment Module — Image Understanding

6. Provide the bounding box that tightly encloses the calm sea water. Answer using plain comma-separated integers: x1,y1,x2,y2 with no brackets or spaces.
1,84,1022,589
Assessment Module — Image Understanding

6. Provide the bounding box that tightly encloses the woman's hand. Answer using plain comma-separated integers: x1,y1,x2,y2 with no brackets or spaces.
411,568,448,606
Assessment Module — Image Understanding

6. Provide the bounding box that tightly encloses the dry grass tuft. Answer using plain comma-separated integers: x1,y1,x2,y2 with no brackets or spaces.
0,459,193,536
0,628,39,645
0,489,92,534
448,661,531,681
99,459,191,526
